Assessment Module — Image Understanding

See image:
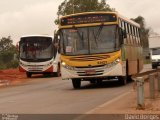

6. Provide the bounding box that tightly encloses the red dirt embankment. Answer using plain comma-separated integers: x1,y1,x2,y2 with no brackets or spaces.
0,69,26,85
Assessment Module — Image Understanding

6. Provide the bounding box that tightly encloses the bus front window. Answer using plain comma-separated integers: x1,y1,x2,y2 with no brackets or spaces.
60,25,119,55
90,25,119,54
20,37,53,61
60,28,89,55
152,49,160,55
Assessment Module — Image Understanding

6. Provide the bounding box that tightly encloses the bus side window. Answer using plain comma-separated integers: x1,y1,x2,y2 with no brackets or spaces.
128,24,132,45
136,28,140,46
135,27,138,46
121,20,127,44
121,21,125,30
132,25,135,45
119,19,122,28
125,22,128,34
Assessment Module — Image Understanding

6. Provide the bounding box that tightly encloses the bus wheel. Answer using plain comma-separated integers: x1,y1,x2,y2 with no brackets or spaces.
90,80,96,84
118,76,127,85
152,65,157,69
43,73,50,77
96,79,102,85
72,79,81,89
55,64,61,77
127,75,132,81
26,72,32,78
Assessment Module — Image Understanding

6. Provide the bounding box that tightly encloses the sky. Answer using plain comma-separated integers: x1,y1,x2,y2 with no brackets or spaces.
0,0,160,44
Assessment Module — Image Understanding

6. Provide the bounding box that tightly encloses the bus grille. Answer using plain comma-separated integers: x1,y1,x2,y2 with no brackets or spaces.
77,70,104,76
69,55,110,61
75,65,105,76
75,65,104,68
28,70,43,72
28,68,43,72
28,65,44,72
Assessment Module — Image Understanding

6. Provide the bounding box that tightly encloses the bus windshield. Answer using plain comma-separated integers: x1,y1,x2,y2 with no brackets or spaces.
60,25,119,55
19,37,53,61
152,49,160,55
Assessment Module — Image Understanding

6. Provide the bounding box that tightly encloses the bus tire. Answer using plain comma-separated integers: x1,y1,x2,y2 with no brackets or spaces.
43,73,50,77
26,72,32,78
118,76,127,85
90,80,96,84
54,64,61,77
152,65,157,69
96,79,102,85
72,79,81,89
127,75,132,81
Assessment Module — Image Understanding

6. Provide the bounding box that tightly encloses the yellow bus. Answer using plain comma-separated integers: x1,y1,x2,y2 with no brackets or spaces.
57,12,143,89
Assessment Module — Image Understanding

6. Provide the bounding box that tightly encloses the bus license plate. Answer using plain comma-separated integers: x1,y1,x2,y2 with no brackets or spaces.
85,70,96,75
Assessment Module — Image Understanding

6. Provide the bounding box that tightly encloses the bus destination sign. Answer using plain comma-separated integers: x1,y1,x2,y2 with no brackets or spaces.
61,14,117,26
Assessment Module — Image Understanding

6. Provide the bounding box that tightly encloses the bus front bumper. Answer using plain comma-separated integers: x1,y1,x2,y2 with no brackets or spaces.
61,63,125,80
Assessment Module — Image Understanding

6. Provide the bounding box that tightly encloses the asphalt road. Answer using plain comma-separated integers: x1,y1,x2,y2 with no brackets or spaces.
0,64,151,114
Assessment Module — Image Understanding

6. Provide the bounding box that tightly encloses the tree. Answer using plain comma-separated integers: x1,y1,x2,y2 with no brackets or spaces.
0,36,13,52
55,0,115,24
0,36,18,69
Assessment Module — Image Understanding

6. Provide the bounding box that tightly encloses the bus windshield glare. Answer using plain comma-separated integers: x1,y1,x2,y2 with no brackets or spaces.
19,37,53,61
60,25,119,55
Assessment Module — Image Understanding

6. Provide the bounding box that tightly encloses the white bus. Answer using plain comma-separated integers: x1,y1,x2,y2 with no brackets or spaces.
19,35,60,78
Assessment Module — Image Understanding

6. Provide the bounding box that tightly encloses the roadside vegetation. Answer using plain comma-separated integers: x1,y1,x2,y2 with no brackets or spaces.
0,36,18,70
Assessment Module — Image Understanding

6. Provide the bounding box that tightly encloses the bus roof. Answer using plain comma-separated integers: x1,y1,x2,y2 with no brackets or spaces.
117,13,140,27
60,11,117,18
21,35,53,39
60,11,140,28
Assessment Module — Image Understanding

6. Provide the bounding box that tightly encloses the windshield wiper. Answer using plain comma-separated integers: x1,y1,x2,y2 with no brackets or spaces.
73,27,84,46
93,24,104,47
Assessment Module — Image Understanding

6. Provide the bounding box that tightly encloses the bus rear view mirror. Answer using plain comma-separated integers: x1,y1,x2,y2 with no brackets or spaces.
54,30,60,49
54,43,59,48
123,30,127,38
119,28,124,44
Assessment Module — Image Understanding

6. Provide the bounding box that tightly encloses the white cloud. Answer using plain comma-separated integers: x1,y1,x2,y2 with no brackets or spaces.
0,0,62,44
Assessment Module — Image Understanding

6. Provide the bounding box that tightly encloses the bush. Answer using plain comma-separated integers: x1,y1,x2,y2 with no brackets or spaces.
0,63,6,70
6,60,19,69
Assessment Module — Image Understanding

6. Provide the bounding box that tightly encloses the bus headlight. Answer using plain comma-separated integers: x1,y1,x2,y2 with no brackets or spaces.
103,58,120,69
62,62,75,70
116,58,120,62
62,62,66,66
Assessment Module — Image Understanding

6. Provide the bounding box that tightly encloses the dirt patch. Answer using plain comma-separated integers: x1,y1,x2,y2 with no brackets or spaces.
0,68,26,86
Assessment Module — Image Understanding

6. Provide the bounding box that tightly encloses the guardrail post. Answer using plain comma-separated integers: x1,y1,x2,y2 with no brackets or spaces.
136,77,145,109
149,74,155,99
158,72,160,92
